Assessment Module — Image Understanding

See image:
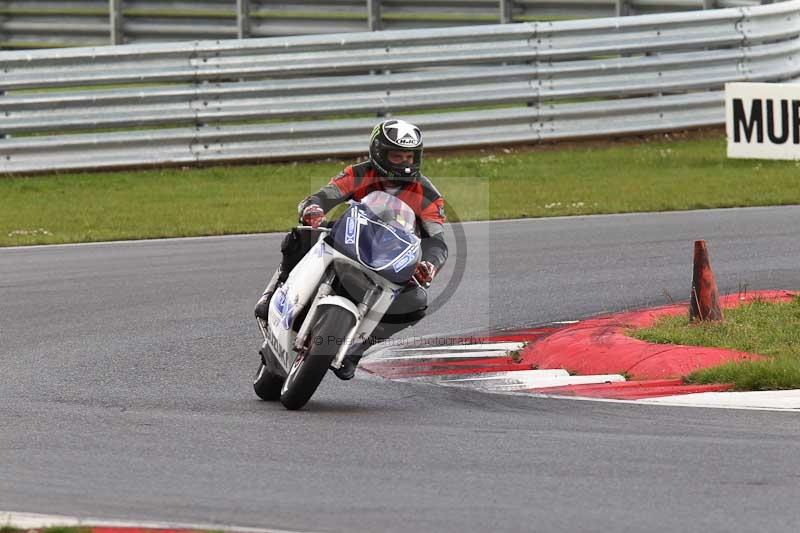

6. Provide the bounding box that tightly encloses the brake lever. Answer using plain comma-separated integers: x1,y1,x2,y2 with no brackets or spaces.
411,276,431,291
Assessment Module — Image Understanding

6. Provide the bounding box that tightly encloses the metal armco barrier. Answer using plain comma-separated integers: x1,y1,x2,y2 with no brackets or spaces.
0,0,765,49
0,0,798,173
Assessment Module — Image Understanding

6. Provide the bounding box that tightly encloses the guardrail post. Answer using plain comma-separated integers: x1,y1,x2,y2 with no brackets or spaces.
500,0,514,23
615,0,631,16
109,0,123,45
367,0,382,31
500,0,514,24
702,0,716,8
237,0,250,39
0,91,5,139
368,0,385,114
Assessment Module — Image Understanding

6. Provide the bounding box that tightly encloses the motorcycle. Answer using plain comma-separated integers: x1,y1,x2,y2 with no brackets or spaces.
254,190,424,410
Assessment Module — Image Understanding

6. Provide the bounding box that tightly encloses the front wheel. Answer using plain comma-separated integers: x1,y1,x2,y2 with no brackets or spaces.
280,306,356,410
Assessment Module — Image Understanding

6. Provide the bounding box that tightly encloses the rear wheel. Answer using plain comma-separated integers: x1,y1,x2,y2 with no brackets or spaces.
279,306,355,410
253,351,284,401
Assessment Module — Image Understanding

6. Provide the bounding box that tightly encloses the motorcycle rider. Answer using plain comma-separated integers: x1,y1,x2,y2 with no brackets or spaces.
254,119,448,380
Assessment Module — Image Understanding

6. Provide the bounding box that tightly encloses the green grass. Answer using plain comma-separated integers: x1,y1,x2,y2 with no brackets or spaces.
1,41,78,50
507,342,528,363
2,133,800,247
251,10,365,21
123,9,232,19
0,9,106,16
632,297,800,391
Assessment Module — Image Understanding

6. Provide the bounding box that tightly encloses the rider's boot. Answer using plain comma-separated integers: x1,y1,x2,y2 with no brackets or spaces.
332,351,362,381
254,265,283,321
333,339,371,380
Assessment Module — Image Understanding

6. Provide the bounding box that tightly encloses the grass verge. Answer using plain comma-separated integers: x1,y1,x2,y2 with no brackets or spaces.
2,132,800,247
631,297,800,391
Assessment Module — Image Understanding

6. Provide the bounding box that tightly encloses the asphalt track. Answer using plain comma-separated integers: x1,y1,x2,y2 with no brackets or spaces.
2,206,800,533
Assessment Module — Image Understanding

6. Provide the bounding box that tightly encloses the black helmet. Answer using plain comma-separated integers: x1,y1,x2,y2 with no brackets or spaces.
369,119,423,180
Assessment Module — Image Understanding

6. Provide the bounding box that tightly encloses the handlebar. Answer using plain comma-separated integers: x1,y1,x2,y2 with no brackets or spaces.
297,223,428,290
296,225,332,233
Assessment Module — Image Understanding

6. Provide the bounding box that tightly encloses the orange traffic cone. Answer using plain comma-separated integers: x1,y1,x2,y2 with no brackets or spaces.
690,240,724,322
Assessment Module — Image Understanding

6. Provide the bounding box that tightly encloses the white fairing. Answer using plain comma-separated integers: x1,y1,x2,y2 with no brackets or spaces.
263,234,407,374
266,239,332,371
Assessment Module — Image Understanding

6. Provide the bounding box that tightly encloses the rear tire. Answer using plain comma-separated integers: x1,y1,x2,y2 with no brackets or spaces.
279,306,356,410
253,351,284,401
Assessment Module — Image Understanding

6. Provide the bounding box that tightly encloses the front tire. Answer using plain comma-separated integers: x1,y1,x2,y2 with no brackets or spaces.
279,306,356,410
253,351,284,401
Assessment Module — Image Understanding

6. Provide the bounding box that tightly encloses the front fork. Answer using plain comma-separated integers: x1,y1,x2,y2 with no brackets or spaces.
293,269,337,353
293,272,385,370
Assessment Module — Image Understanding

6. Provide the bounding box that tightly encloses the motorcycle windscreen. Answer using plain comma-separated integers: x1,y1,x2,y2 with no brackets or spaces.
361,190,417,235
331,208,420,284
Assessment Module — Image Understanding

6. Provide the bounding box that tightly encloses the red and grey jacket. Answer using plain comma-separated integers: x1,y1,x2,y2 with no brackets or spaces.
299,161,449,272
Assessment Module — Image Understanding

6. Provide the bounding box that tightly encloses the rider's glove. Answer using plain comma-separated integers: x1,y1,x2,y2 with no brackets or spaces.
301,205,325,229
413,261,436,288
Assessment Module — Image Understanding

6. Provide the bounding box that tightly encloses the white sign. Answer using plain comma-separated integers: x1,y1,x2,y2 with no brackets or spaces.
725,82,800,160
